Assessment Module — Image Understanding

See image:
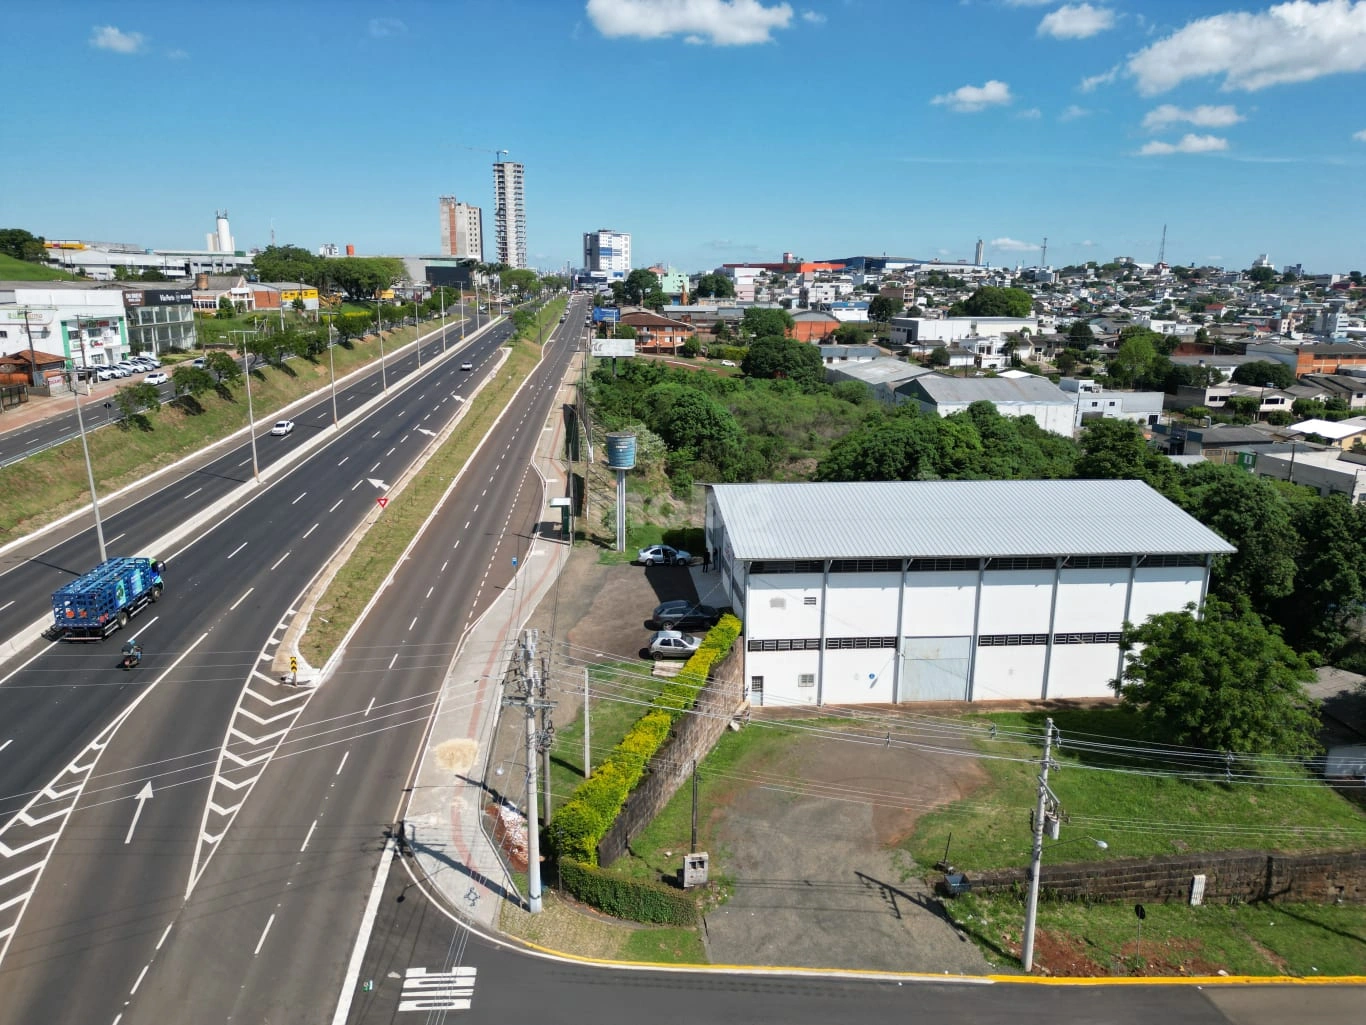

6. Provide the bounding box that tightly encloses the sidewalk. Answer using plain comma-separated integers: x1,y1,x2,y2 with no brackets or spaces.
403,352,579,929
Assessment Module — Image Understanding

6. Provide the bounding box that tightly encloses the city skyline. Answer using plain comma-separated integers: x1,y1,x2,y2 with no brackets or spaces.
3,2,1364,274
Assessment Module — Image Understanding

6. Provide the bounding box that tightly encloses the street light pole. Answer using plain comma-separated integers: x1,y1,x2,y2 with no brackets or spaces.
69,354,108,564
327,316,339,428
376,300,388,391
231,329,261,483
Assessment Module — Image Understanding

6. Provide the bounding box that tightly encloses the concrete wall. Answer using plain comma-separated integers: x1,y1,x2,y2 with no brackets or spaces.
597,649,745,867
967,848,1366,905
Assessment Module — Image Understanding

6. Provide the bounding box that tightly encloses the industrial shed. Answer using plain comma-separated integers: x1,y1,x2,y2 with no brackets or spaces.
704,480,1234,708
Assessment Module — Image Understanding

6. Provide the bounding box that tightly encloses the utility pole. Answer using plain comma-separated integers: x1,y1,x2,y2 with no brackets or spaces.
583,667,591,778
1021,717,1058,973
230,330,261,482
502,630,555,914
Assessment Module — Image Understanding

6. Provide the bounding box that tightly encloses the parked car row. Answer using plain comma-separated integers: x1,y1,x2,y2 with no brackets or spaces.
89,355,164,382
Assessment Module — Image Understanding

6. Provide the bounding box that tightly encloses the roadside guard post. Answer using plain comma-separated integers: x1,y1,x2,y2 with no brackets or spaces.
290,655,298,684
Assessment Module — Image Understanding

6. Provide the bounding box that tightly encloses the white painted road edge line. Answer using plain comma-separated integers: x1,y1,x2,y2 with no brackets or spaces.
253,913,276,957
329,838,396,1025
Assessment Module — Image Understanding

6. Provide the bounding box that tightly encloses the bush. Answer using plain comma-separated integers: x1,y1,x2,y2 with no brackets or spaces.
557,858,698,925
547,614,742,866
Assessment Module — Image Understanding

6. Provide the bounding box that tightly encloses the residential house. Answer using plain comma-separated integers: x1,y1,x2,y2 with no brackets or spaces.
618,310,695,355
816,344,880,367
192,274,254,313
1057,378,1164,429
1285,417,1366,449
1299,373,1366,410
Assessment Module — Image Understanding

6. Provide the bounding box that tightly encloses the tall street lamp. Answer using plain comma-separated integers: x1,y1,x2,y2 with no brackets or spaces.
374,299,388,391
230,329,261,483
69,317,108,563
326,315,339,428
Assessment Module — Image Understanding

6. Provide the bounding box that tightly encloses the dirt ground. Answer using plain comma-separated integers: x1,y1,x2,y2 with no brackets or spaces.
490,544,995,974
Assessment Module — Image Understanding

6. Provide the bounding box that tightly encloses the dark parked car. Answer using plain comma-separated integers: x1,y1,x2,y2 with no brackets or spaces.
651,600,721,631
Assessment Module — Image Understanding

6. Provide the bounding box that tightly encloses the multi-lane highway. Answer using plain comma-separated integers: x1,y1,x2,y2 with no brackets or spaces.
0,297,585,1023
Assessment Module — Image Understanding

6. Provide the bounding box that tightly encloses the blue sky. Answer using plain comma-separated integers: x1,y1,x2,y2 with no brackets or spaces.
5,1,1365,274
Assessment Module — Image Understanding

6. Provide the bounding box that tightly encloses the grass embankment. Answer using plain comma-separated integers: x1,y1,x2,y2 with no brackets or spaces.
0,254,79,280
902,707,1366,975
904,708,1366,870
300,299,565,664
0,324,435,546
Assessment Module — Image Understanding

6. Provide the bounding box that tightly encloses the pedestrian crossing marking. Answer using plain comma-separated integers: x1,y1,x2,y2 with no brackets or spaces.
398,966,476,1012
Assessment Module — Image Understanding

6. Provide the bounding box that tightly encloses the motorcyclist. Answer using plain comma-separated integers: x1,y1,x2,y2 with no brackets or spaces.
121,640,143,667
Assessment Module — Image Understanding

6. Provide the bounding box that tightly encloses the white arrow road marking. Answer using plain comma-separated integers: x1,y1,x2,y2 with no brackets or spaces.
416,428,436,437
123,783,154,844
0,632,207,971
366,477,391,491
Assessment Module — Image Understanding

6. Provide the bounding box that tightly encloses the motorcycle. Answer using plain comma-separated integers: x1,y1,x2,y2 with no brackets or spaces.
120,642,143,671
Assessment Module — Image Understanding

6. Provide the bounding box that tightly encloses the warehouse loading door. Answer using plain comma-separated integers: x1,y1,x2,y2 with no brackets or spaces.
901,636,970,701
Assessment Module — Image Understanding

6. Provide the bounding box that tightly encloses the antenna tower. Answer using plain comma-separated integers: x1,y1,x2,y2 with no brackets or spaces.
1040,236,1047,267
1157,224,1167,265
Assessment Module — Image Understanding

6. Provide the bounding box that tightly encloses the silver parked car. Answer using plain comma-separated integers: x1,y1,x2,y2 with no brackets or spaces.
647,630,702,660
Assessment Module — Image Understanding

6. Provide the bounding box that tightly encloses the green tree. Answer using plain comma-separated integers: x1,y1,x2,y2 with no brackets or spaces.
693,273,735,299
1055,349,1080,375
948,286,1033,318
205,350,242,384
622,269,661,306
171,365,215,399
252,244,323,286
1117,599,1320,757
1074,418,1174,489
1279,496,1366,657
114,382,162,421
739,307,794,340
928,345,950,367
741,336,824,388
1231,360,1295,389
832,323,872,345
1246,266,1277,285
216,296,236,319
867,295,904,322
1067,320,1095,344
500,268,539,295
0,228,46,263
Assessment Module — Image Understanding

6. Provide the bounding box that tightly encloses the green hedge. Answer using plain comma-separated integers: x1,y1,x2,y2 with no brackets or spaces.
547,613,742,866
557,858,698,925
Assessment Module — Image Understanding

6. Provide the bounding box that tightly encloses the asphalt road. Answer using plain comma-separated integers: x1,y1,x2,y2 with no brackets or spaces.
0,311,494,642
348,853,1364,1025
0,297,586,1023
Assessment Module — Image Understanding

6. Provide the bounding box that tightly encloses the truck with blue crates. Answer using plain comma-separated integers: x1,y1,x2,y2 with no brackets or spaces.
49,557,165,641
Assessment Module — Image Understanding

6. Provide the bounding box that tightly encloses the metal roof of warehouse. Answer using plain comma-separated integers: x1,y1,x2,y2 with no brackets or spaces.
709,480,1235,560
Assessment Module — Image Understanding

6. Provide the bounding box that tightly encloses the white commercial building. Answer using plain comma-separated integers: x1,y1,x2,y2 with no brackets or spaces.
492,160,527,269
0,281,129,368
438,196,483,260
901,375,1077,436
890,316,1038,348
583,229,631,278
704,481,1233,708
1058,379,1165,429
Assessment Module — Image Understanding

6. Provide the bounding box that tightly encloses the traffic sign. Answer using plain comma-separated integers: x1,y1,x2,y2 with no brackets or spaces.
290,656,298,673
376,496,389,508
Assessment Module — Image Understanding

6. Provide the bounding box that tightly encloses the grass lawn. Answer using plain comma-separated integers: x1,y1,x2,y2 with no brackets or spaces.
904,707,1366,873
946,891,1366,977
301,299,566,664
0,254,78,280
0,319,458,546
546,659,670,807
618,926,708,964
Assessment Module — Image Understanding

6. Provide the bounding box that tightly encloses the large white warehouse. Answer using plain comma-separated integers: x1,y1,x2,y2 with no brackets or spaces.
704,480,1234,707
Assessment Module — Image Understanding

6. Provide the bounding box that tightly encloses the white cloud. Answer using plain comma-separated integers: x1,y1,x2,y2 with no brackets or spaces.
1128,0,1366,95
801,9,825,23
1077,240,1098,247
1142,104,1244,131
1139,133,1230,156
1059,104,1091,120
931,79,1012,112
1018,107,1043,119
1038,3,1115,39
586,0,794,45
1354,129,1366,141
1004,0,1056,5
992,237,1040,252
90,26,145,54
368,17,407,37
1079,65,1119,91
166,48,189,60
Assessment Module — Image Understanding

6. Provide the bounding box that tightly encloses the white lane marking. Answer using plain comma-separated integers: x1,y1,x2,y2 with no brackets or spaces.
369,461,380,472
123,782,154,844
335,751,349,776
329,498,343,512
291,491,307,505
0,601,12,613
185,487,202,499
337,456,348,466
300,819,318,852
351,480,362,491
364,697,375,717
0,740,10,754
329,840,396,1025
452,540,460,550
156,922,173,951
408,617,417,632
385,447,395,457
302,523,319,540
398,967,477,1012
226,542,247,559
425,586,434,599
387,652,399,669
108,533,126,544
440,560,448,573
130,963,150,995
269,551,291,572
253,914,275,957
229,588,254,611
371,431,380,439
238,458,251,467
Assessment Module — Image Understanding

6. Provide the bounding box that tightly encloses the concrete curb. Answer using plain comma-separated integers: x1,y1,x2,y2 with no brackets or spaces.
0,318,503,669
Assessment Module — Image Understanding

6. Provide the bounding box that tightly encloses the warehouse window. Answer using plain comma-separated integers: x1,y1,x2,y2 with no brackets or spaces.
749,560,824,574
1067,555,1132,570
829,558,901,573
798,674,816,688
747,637,821,652
987,557,1056,572
1141,554,1206,568
977,633,1049,646
803,596,817,606
825,636,896,649
1053,632,1123,645
909,558,978,573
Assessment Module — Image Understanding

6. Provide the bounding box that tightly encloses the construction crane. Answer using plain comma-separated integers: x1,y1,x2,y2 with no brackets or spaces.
453,144,510,162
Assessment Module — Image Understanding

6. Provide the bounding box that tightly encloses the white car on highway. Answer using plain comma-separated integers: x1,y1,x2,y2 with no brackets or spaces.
270,420,295,436
144,371,169,385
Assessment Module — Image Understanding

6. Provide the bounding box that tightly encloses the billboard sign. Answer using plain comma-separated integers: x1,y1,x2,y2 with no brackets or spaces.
590,337,636,358
591,307,620,324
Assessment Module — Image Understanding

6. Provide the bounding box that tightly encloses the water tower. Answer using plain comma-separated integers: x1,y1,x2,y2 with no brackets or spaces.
605,432,636,552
